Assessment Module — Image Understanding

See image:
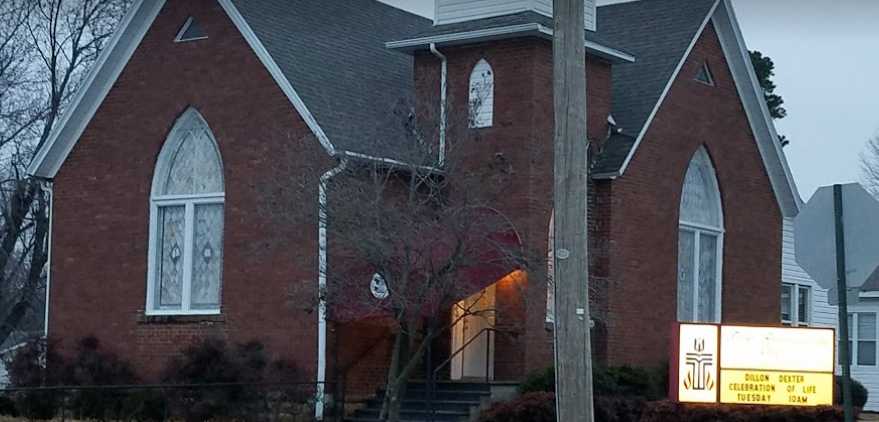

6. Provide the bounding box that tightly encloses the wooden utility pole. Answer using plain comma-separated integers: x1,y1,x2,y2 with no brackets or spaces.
552,0,594,421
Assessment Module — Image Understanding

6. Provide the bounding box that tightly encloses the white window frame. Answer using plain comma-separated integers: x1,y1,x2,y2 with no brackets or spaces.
679,221,724,323
781,282,811,326
468,58,494,129
146,108,224,316
677,147,724,323
845,312,878,367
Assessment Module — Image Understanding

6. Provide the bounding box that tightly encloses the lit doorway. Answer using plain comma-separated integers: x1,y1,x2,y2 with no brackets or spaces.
450,284,496,380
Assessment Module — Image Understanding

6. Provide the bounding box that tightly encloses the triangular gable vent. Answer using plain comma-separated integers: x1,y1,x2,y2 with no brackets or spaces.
695,62,714,86
175,16,206,42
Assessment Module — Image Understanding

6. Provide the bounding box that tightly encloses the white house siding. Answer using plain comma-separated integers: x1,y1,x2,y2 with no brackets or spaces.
783,218,837,328
842,302,879,411
785,218,879,410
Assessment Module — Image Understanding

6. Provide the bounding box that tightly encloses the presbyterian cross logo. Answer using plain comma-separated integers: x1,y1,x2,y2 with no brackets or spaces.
683,338,715,391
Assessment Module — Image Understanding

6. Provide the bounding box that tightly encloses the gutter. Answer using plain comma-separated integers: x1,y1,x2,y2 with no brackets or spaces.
315,159,348,421
429,43,448,167
41,180,54,339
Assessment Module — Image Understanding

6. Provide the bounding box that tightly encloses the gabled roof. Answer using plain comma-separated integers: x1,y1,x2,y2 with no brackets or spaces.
27,0,801,218
28,0,431,178
229,0,431,158
861,265,879,292
590,0,801,217
591,0,718,176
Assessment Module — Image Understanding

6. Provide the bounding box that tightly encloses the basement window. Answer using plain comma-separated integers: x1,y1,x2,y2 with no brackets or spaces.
175,17,207,42
695,62,714,86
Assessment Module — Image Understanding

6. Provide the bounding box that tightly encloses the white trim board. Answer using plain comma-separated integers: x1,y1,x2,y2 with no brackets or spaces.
27,0,166,178
593,0,801,219
28,0,338,179
387,23,635,64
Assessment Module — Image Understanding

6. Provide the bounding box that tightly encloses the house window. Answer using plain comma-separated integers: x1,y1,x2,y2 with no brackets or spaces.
781,283,811,326
469,59,494,128
147,108,224,315
677,147,723,323
844,313,877,366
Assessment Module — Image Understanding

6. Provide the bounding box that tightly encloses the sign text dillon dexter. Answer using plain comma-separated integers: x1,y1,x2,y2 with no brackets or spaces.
673,324,835,407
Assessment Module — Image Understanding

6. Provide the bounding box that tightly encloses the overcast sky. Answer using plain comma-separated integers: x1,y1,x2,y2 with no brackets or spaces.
378,0,879,200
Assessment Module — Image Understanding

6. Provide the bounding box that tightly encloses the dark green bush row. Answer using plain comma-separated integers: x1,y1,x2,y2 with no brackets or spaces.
641,400,843,422
478,394,846,422
485,367,867,422
1,336,305,421
519,365,667,400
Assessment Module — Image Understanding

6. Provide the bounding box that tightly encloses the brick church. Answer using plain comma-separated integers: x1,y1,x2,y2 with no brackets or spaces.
27,0,801,415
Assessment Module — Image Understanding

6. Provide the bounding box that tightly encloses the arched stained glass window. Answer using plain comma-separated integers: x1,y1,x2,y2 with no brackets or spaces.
147,108,224,315
677,147,723,323
469,59,494,128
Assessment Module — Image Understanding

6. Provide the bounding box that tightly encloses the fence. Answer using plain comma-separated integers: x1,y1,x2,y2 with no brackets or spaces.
0,381,343,421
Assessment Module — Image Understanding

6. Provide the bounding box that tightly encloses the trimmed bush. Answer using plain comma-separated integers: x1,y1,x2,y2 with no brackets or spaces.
6,339,64,419
835,376,868,409
520,365,667,400
161,337,303,422
478,392,555,422
63,337,140,420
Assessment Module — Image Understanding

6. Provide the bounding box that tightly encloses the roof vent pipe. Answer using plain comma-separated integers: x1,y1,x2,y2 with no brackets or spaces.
429,43,447,166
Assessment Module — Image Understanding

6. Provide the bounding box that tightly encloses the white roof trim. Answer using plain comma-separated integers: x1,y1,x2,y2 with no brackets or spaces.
217,0,335,156
604,0,720,180
27,0,166,178
340,150,443,174
28,0,339,178
595,0,800,218
713,0,801,216
386,23,635,64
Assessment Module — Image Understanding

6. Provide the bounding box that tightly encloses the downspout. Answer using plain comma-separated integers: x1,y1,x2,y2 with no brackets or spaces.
429,43,447,167
315,158,348,421
41,180,54,339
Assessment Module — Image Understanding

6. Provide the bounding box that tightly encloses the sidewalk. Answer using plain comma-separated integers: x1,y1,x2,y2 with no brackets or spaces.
861,412,879,421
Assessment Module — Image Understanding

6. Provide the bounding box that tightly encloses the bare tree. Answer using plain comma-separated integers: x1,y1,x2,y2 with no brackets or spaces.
260,84,536,420
0,0,130,348
861,134,879,198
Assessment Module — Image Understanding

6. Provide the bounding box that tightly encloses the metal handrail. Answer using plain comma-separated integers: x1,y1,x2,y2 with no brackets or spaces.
426,327,497,422
432,327,497,381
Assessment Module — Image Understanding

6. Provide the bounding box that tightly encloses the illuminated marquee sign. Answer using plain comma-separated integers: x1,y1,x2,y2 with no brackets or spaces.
672,324,835,407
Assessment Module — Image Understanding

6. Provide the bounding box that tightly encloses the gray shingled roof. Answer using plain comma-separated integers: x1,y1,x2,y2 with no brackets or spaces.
861,265,879,292
231,0,431,159
232,0,715,169
592,0,717,175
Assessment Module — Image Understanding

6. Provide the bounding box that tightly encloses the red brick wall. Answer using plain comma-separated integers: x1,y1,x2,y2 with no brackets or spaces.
414,38,615,379
601,23,782,367
48,0,331,379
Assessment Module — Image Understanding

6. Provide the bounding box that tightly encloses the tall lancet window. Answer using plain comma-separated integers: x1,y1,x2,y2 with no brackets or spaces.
677,147,724,323
469,59,494,128
147,108,224,315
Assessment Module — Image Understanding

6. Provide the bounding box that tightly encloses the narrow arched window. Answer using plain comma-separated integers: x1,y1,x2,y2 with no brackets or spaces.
147,108,224,315
469,59,494,128
677,147,723,323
